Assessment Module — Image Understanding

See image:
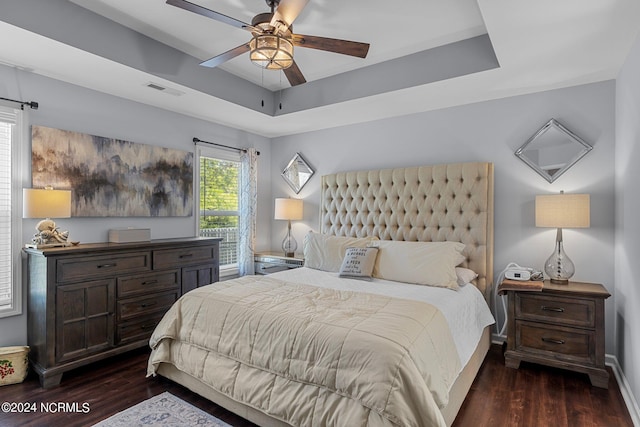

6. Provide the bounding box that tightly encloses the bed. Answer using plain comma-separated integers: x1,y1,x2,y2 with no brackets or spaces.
148,162,495,426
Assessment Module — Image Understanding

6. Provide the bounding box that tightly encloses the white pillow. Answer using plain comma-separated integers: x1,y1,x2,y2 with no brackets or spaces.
456,267,478,286
303,232,379,272
370,240,466,289
339,247,379,281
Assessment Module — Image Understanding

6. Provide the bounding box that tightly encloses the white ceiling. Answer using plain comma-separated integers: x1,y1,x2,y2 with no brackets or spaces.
1,0,640,137
68,0,488,90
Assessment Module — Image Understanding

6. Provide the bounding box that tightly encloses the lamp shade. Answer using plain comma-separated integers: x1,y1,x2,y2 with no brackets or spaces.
274,198,303,221
23,188,72,219
535,193,590,228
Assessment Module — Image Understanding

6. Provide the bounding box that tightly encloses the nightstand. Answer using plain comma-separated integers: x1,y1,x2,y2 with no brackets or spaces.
254,251,304,275
504,280,611,388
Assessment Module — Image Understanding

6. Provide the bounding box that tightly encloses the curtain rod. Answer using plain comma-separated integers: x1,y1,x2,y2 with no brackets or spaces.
193,137,260,156
0,96,39,110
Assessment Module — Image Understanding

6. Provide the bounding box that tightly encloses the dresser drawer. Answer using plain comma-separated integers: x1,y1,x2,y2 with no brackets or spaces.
117,270,180,298
153,245,217,269
116,313,165,345
56,252,151,283
117,291,178,321
516,293,595,328
516,321,595,365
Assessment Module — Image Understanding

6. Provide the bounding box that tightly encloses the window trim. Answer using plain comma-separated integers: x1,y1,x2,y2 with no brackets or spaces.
0,105,24,318
196,145,241,279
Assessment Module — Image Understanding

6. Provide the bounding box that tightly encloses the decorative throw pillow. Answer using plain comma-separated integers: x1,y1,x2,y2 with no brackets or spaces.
303,232,379,272
339,247,379,281
456,267,478,286
370,240,466,289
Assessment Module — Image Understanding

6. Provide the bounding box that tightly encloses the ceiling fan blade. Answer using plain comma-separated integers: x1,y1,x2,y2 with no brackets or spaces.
166,0,250,30
284,60,306,86
200,43,251,68
270,0,309,30
292,34,370,58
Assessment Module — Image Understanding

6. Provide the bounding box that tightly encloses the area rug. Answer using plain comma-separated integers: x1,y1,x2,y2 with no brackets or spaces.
92,392,233,426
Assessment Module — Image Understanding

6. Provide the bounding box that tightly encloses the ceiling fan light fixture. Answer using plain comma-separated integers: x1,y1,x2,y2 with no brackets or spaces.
250,34,294,70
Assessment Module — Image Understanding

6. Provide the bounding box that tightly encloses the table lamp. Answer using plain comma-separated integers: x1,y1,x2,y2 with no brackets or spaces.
274,198,303,257
535,191,590,283
23,186,72,248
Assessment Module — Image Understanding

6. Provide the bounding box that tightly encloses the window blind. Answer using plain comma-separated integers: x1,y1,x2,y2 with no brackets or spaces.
0,118,13,307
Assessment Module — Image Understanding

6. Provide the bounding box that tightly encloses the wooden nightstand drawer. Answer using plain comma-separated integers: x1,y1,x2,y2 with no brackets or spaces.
516,293,595,328
516,321,594,364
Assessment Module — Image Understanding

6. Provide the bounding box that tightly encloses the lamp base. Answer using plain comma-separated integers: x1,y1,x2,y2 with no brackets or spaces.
544,228,575,284
281,220,298,259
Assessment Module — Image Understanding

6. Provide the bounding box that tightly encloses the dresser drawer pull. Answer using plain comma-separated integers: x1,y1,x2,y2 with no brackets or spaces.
97,263,116,269
542,337,565,345
140,302,157,308
141,280,158,286
541,305,564,313
179,253,194,259
140,324,156,330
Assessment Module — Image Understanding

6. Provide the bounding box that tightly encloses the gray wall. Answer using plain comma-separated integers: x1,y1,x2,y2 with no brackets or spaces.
1,55,631,407
0,64,273,346
615,31,640,410
271,81,617,354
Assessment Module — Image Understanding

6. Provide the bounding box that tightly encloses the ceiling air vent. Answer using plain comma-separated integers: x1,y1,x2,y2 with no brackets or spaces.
144,82,185,97
147,83,166,91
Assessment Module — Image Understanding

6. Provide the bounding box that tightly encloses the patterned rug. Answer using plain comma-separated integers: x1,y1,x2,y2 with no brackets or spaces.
93,392,233,427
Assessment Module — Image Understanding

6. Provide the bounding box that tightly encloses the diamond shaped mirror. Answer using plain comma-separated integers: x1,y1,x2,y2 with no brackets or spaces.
515,119,593,183
282,152,314,194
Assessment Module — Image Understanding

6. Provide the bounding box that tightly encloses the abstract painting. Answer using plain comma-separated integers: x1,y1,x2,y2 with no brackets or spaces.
31,125,193,217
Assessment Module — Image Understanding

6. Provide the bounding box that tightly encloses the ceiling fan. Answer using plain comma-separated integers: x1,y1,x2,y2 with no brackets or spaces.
166,0,370,86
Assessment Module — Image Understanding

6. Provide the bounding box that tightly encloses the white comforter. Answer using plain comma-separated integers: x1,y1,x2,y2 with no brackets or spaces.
148,268,494,426
271,267,495,369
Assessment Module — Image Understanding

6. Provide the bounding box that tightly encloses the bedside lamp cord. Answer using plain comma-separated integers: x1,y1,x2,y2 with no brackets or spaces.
493,262,543,337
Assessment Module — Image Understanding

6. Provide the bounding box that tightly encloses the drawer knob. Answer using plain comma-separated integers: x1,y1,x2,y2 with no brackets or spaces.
141,302,157,308
97,263,116,269
542,337,565,345
141,280,158,286
541,305,564,313
179,253,193,259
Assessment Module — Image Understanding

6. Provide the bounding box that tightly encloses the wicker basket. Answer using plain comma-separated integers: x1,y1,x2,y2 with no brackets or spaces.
0,346,29,386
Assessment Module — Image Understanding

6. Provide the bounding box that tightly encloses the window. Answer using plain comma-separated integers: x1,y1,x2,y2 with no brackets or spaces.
0,106,23,318
198,147,240,275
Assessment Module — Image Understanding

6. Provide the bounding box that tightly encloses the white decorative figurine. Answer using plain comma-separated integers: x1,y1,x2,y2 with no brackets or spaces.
31,219,70,246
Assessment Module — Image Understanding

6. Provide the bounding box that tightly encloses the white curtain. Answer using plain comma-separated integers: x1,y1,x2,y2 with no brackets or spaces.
238,148,258,275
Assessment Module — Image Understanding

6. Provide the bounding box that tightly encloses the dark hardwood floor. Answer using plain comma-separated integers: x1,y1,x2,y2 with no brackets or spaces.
0,344,633,427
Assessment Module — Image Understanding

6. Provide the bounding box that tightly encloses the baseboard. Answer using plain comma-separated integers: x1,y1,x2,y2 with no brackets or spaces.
606,354,640,426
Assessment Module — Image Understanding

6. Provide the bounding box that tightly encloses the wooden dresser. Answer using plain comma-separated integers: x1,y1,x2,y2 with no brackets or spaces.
25,237,221,388
504,280,610,388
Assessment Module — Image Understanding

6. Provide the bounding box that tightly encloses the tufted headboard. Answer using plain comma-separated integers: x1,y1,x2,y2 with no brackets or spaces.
320,162,494,301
